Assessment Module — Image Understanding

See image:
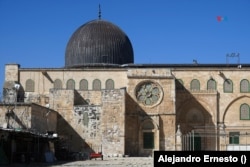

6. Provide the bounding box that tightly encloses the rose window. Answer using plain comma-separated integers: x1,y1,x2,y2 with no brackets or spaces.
136,82,162,106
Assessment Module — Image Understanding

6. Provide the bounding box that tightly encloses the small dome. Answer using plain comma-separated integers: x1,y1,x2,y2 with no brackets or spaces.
65,19,134,67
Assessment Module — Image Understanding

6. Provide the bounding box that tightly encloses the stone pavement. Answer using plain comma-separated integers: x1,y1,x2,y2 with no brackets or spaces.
7,157,153,167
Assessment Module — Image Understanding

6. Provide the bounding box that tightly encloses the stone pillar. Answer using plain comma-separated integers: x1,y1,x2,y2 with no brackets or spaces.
218,123,226,151
175,124,182,151
5,64,19,82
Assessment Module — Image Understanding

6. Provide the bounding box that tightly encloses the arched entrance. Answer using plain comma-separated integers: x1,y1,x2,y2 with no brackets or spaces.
139,119,159,156
179,106,216,151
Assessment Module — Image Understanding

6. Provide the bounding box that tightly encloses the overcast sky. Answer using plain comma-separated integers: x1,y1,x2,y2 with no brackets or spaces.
0,0,250,96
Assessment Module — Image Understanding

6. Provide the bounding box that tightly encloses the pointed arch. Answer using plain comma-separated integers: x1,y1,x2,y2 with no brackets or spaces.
176,97,215,127
139,119,159,151
222,95,250,122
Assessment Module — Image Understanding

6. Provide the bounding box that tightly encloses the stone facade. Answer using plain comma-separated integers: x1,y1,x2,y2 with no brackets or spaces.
1,63,250,157
126,68,176,156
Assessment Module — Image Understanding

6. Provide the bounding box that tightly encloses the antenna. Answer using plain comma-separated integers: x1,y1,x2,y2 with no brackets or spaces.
98,4,102,19
226,53,240,65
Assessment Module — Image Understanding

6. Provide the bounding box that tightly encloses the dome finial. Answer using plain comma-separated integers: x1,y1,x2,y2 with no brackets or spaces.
98,4,101,19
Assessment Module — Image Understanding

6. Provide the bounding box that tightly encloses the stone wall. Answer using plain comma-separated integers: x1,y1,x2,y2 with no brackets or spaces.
0,104,31,129
173,68,250,150
31,104,57,133
3,64,250,152
49,88,126,155
101,89,125,156
18,69,128,94
173,69,250,123
0,103,56,133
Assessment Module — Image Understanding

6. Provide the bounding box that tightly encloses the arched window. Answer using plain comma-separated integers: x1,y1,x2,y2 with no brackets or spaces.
240,79,250,93
190,79,200,90
25,79,35,92
240,104,250,120
176,79,184,90
54,79,62,89
93,79,101,90
224,79,233,93
207,79,216,90
79,79,88,90
66,79,75,90
105,79,114,90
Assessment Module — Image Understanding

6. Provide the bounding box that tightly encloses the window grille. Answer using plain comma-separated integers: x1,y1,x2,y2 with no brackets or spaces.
240,104,250,120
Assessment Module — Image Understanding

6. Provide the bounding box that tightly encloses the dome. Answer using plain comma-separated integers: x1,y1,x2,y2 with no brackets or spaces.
65,19,134,67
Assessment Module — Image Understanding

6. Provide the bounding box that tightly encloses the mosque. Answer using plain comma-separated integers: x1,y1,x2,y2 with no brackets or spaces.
1,11,250,162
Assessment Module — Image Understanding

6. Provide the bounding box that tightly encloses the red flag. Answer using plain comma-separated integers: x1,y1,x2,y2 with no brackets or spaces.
217,16,222,22
217,16,227,22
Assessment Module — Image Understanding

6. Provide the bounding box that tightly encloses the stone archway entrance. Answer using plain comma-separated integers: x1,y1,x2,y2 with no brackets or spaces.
139,119,159,156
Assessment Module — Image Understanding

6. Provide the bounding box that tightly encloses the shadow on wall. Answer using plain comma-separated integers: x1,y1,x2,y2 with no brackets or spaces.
55,112,95,161
125,93,160,157
17,86,25,103
74,90,89,105
176,80,216,151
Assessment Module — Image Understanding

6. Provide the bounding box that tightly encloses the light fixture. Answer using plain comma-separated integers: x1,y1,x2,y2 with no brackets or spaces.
14,83,20,90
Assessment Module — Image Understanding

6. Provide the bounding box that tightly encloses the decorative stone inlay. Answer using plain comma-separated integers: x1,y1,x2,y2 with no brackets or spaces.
135,81,163,106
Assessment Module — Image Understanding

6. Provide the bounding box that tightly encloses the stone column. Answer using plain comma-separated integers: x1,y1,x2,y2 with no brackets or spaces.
175,124,182,151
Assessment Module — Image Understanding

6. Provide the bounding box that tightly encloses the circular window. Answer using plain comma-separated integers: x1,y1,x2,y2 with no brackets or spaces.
135,81,163,106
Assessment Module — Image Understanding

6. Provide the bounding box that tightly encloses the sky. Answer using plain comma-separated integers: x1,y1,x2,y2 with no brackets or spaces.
0,0,250,96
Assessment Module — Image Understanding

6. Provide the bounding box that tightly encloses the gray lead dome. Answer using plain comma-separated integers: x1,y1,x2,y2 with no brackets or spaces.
65,19,134,67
